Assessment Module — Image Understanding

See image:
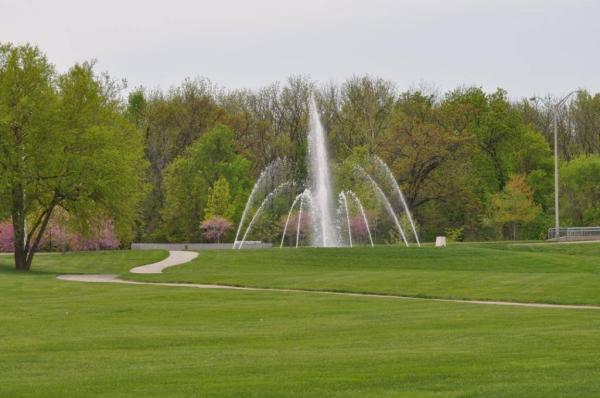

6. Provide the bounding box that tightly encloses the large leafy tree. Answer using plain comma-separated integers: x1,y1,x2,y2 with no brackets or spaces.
161,124,251,242
221,76,313,180
0,44,146,270
378,91,474,208
367,91,481,240
443,88,536,192
325,76,396,157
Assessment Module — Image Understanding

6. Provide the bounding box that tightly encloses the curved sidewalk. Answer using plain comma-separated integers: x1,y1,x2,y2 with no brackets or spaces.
129,250,198,274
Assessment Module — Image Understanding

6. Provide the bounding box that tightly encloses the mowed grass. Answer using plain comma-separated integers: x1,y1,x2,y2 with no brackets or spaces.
130,243,600,305
1,246,600,396
0,249,168,276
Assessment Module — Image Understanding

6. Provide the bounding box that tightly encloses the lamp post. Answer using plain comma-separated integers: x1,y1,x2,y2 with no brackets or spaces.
530,90,579,240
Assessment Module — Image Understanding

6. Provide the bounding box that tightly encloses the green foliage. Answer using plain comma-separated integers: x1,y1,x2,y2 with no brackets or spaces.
132,73,570,243
329,76,396,156
3,42,591,245
0,43,146,269
127,88,146,127
56,63,147,243
444,88,521,191
568,91,600,155
204,177,234,220
379,90,475,209
136,78,228,239
490,175,541,239
511,126,552,174
7,37,600,254
337,146,377,206
444,226,464,242
560,155,600,226
161,124,251,241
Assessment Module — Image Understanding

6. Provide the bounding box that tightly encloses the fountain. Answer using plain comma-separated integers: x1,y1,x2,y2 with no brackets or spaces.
338,191,353,248
233,158,291,249
234,97,419,249
372,155,421,246
308,97,339,247
345,190,374,247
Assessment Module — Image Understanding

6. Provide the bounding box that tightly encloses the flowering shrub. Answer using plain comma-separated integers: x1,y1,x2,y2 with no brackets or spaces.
200,217,233,243
349,215,373,241
41,219,120,251
76,219,120,251
0,218,119,252
0,221,14,252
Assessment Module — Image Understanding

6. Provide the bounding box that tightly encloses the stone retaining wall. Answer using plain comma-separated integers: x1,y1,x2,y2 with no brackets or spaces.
131,242,272,250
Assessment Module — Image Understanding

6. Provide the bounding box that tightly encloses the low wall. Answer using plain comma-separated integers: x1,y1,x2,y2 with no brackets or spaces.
131,242,272,251
559,236,600,242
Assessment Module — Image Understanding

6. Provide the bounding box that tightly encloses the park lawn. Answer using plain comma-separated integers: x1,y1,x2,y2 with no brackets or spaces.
129,243,600,305
1,250,600,397
0,249,168,276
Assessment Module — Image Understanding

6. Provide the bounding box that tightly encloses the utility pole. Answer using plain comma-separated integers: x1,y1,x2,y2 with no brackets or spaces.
552,109,559,240
531,91,579,240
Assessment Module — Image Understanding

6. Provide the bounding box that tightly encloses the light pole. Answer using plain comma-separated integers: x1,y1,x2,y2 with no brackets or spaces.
530,90,579,240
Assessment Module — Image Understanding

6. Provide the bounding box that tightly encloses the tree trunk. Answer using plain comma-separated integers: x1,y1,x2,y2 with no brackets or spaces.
10,183,55,271
22,205,56,271
12,126,30,271
12,209,29,271
14,248,28,271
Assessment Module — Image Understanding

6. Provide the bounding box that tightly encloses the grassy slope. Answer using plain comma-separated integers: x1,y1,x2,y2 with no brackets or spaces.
129,243,600,305
2,247,600,396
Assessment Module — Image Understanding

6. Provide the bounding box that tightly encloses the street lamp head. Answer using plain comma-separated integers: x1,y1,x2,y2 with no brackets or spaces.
557,89,580,106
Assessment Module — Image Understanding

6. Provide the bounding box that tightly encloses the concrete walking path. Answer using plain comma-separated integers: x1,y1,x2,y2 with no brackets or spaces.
129,250,198,274
56,251,600,310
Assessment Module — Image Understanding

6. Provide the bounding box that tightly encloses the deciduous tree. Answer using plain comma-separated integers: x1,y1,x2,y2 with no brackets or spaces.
560,155,600,226
0,44,145,270
204,177,235,220
490,175,541,239
200,216,233,243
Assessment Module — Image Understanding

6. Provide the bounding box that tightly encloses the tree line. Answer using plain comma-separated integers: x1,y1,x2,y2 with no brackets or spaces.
2,43,600,269
131,75,600,244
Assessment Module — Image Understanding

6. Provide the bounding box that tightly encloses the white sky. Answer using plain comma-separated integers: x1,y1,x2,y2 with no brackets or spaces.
1,0,599,98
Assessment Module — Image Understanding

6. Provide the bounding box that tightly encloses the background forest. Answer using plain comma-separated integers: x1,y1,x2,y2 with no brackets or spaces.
3,44,600,252
129,75,600,244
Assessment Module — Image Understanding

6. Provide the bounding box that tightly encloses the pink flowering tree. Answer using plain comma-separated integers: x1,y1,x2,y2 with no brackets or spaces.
1,217,120,253
350,215,372,242
74,220,120,251
0,221,14,252
200,217,233,243
39,220,71,253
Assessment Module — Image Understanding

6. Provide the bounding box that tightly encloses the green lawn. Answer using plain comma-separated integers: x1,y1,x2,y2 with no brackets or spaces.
1,245,600,397
130,243,600,305
0,249,168,276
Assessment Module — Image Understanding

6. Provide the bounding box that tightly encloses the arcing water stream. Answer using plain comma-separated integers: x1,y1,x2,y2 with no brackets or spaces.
234,97,420,249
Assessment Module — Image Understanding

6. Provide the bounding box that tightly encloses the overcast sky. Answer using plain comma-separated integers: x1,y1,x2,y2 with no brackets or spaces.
1,0,599,98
